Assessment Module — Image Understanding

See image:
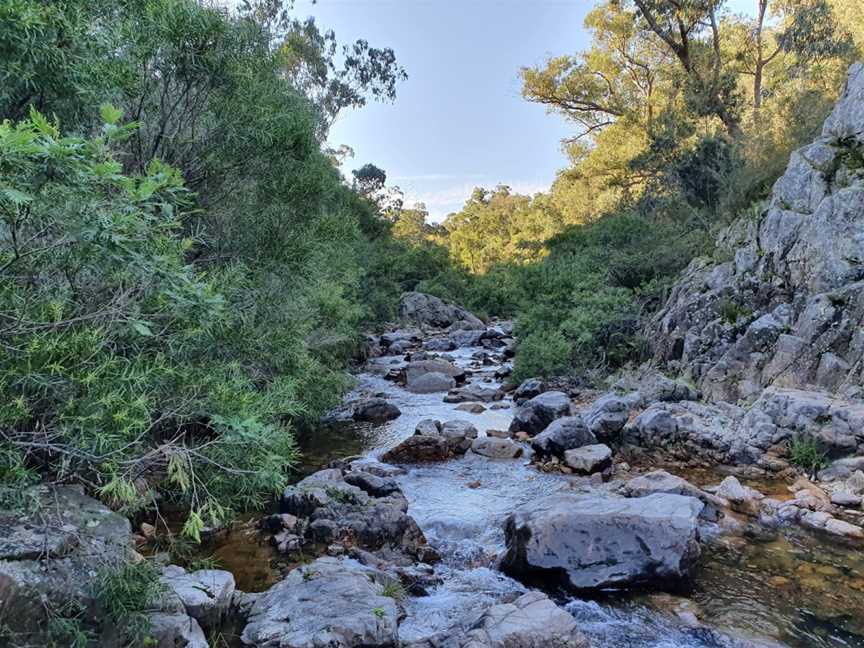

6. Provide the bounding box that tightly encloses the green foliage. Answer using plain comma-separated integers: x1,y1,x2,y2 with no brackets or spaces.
94,560,164,643
717,298,753,326
380,580,408,602
789,436,828,477
45,602,95,648
0,0,412,534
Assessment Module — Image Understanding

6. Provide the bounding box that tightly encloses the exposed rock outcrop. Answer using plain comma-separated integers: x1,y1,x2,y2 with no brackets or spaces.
647,64,864,404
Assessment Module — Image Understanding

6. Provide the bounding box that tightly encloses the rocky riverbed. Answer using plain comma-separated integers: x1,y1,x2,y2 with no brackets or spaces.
3,298,864,647
149,299,864,647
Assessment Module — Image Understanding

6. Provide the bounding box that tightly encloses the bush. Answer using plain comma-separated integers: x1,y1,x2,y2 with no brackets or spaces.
94,561,164,643
0,0,410,536
0,110,299,530
789,436,828,477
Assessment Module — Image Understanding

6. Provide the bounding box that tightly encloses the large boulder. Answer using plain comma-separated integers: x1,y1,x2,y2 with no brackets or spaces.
240,557,399,647
583,393,639,440
0,486,133,643
353,398,401,423
160,566,236,632
509,391,571,436
279,469,433,562
407,371,456,394
563,444,612,474
531,416,596,459
381,435,452,463
622,470,727,521
471,436,524,459
406,359,464,383
458,591,590,648
502,493,703,591
645,64,864,404
399,291,484,330
382,420,476,463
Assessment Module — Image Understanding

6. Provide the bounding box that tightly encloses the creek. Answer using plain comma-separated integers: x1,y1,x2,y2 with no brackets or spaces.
196,343,864,648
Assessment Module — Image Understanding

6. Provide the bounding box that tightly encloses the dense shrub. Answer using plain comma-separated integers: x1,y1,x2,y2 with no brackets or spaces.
0,0,411,535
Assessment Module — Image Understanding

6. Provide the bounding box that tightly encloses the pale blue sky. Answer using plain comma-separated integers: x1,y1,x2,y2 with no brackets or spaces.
295,0,754,220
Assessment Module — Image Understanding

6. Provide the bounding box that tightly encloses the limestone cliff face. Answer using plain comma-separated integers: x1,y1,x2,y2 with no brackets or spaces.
648,63,864,405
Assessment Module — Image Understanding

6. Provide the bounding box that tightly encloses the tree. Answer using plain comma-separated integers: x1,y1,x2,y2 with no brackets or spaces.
522,2,674,138
392,204,432,245
626,0,743,136
730,0,854,124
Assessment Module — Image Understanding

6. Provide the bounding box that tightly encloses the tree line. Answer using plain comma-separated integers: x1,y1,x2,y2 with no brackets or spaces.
387,0,860,381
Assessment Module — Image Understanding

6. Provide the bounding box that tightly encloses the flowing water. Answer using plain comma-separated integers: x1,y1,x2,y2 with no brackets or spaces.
202,343,864,647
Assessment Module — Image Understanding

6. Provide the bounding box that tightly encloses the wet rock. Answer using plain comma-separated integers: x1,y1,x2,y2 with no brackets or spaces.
399,291,484,330
348,460,406,479
147,612,209,648
502,493,703,591
441,419,479,453
344,471,401,497
450,330,485,348
509,391,571,436
381,329,421,348
160,565,235,631
531,416,596,459
623,470,726,522
282,469,433,561
513,378,546,405
425,337,456,352
241,557,399,647
406,359,464,383
459,591,590,648
445,384,503,403
415,418,443,436
563,444,612,474
382,435,451,463
407,371,456,393
470,437,523,459
353,398,401,423
715,476,764,516
456,402,486,414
